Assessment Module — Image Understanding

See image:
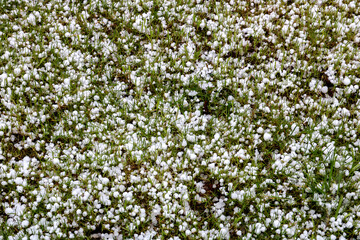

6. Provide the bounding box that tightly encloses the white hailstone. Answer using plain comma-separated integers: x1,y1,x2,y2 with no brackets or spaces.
119,185,126,192
82,191,90,201
27,13,37,26
309,79,317,90
14,204,26,215
125,142,133,151
64,78,71,87
5,207,14,215
346,220,353,228
101,177,109,185
186,134,196,142
52,158,60,165
151,204,161,225
332,120,340,126
21,220,29,227
14,177,23,185
193,144,202,154
72,188,82,197
182,139,187,147
0,73,7,87
12,25,20,31
14,67,21,76
264,132,272,141
215,199,225,209
321,86,328,94
44,62,52,71
219,227,230,239
343,77,351,85
23,73,30,80
214,133,220,141
189,153,196,160
3,51,12,61
273,220,281,228
334,161,340,168
257,127,264,134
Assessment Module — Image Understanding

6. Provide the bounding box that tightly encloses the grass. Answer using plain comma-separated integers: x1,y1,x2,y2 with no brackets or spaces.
1,0,360,239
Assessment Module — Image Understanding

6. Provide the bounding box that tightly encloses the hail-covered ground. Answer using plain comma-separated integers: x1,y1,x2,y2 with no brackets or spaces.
1,0,360,239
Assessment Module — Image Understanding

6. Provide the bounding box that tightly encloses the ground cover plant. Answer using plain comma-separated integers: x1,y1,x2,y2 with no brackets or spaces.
1,0,360,239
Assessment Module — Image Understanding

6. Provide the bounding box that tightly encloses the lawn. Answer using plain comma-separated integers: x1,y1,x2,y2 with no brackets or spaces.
1,0,360,239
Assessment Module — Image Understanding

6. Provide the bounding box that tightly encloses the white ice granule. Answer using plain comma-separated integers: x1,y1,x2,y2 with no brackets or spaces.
257,127,264,134
127,123,135,131
219,227,230,239
321,86,328,94
189,153,197,160
23,73,30,80
52,158,60,165
264,132,272,141
188,90,197,96
343,77,351,85
27,13,37,26
151,204,161,225
14,68,21,76
273,219,281,228
14,177,23,185
72,188,82,197
193,144,202,154
5,207,14,215
119,185,126,192
113,191,119,198
0,73,7,87
214,133,220,141
14,204,26,216
64,78,70,87
101,177,109,185
123,192,133,201
290,123,300,136
21,220,29,227
215,199,226,209
186,133,196,142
